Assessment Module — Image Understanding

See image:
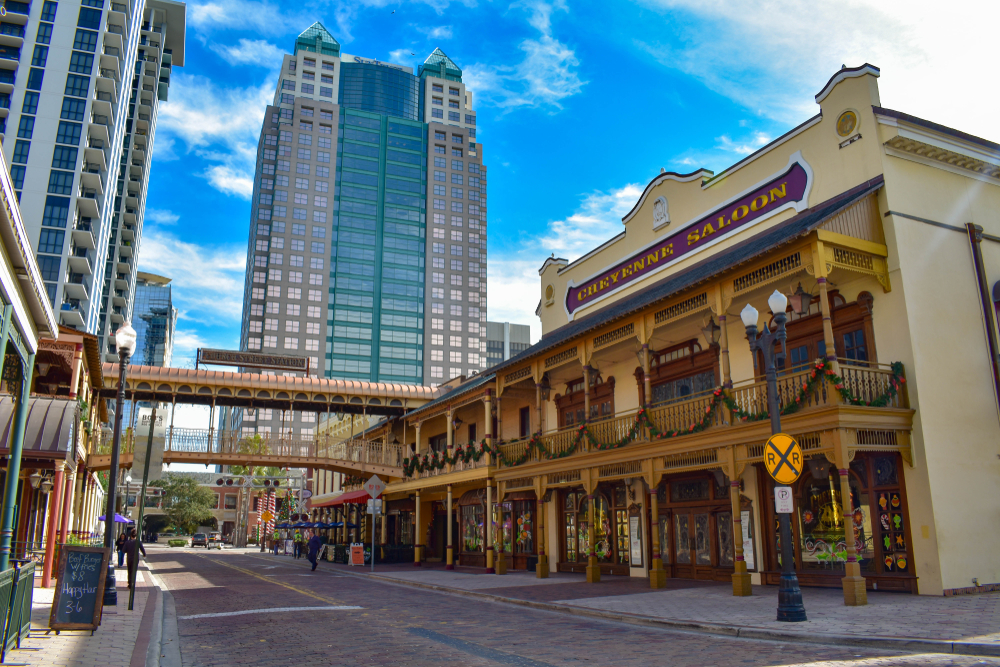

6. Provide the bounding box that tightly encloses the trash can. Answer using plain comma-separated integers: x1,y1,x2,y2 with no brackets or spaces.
526,555,538,572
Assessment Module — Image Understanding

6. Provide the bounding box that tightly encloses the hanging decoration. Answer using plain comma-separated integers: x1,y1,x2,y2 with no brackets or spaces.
400,358,904,476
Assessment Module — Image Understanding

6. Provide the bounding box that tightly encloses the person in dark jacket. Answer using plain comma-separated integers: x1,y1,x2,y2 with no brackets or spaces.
115,530,127,568
307,533,322,571
124,528,146,590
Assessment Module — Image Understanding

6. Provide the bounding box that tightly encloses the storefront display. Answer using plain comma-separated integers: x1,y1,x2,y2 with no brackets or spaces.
761,452,915,592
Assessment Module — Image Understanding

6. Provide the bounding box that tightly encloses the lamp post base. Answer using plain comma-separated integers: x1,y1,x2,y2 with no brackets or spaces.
776,571,807,622
731,561,753,596
103,563,118,608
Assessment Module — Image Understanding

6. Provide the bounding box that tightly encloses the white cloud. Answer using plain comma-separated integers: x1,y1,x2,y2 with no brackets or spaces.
539,184,644,259
714,132,771,156
210,38,284,68
487,258,543,341
189,0,308,35
137,232,246,328
156,73,271,199
635,0,1000,141
146,208,180,226
488,182,644,340
464,0,585,111
422,25,453,39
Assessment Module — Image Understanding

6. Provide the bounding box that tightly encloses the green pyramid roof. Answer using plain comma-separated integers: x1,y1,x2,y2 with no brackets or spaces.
419,47,462,82
294,22,340,57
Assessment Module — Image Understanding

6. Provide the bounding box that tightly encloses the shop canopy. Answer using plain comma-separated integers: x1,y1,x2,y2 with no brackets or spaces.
311,489,380,507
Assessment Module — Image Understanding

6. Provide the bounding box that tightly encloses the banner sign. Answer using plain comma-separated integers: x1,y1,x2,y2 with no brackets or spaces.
565,153,812,318
196,348,308,373
132,408,165,481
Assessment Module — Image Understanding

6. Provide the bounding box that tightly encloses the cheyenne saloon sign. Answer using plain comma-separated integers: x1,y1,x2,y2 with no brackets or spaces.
565,154,813,318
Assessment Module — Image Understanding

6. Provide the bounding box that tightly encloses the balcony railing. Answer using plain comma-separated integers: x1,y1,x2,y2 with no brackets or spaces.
486,361,907,472
90,430,404,468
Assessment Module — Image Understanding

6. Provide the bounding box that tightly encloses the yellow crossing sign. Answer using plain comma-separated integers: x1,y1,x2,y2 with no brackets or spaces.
764,433,803,485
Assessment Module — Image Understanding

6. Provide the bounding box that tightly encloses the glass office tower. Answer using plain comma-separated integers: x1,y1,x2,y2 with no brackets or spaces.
231,22,487,439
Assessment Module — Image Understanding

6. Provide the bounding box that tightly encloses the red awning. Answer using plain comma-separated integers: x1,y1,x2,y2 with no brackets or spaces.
311,489,380,508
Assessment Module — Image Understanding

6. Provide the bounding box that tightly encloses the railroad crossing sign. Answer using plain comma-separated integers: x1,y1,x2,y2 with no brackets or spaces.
261,510,274,522
764,433,803,485
364,475,385,498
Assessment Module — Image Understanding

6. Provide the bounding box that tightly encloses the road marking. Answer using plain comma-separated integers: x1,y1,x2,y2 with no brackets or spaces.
179,606,362,620
407,627,555,667
199,556,344,606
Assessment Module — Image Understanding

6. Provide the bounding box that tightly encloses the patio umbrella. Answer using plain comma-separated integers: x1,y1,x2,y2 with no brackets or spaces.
345,522,358,529
327,521,344,528
98,514,133,523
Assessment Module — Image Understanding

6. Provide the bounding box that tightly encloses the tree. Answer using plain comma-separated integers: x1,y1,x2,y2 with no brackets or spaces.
159,474,217,534
229,434,284,478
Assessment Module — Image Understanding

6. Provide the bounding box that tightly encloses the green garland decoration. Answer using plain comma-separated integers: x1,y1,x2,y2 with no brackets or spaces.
401,359,904,475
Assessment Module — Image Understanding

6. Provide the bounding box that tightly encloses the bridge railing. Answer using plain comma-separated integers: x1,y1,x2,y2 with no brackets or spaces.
88,429,404,468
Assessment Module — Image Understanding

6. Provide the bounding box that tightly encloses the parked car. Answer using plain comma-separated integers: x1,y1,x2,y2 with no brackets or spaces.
191,533,208,548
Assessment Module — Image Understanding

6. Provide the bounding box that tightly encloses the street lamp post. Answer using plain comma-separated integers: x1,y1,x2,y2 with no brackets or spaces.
741,290,807,623
103,322,137,608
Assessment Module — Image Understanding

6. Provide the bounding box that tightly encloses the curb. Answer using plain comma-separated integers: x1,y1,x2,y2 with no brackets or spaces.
318,564,1000,658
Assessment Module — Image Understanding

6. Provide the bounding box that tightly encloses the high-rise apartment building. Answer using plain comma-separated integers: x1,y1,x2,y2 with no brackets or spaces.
233,23,487,438
132,270,176,366
0,0,185,358
486,321,531,367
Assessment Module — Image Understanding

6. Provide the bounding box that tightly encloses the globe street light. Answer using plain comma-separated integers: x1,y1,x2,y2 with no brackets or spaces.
742,290,807,623
103,321,136,607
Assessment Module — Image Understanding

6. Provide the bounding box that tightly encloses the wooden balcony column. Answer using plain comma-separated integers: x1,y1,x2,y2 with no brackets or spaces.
485,482,494,573
495,481,507,575
713,283,733,388
726,446,752,596
645,461,666,588
813,239,841,378
446,408,454,473
483,390,493,465
445,484,455,570
833,429,867,606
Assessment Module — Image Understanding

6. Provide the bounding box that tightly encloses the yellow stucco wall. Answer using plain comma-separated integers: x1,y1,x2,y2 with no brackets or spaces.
529,65,1000,594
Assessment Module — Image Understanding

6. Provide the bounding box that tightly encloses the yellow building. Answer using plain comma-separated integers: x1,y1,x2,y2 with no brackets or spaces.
317,64,1000,599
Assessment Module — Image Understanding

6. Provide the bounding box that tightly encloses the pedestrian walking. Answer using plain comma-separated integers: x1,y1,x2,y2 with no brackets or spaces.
273,530,281,555
124,528,146,590
293,530,303,559
307,533,322,571
115,530,127,568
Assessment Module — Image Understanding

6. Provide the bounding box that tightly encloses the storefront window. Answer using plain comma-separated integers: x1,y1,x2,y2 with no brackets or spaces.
615,509,629,565
564,493,578,561
462,504,483,552
399,511,412,545
797,468,873,572
872,455,907,574
658,515,670,564
717,512,734,566
513,500,533,554
497,501,512,552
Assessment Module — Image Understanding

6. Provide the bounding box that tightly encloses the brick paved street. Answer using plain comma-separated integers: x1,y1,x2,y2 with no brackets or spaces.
149,549,1000,667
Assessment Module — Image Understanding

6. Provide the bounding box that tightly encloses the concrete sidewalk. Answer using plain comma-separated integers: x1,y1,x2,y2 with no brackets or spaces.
7,555,170,667
266,554,1000,657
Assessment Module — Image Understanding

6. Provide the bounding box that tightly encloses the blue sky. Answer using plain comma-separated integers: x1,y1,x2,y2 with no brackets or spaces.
140,0,998,368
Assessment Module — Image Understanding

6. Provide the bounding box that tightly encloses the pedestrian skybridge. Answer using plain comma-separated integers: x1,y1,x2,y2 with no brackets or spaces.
86,364,444,478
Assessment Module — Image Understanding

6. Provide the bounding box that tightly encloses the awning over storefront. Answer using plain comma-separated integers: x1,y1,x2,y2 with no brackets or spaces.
0,396,76,464
311,489,380,507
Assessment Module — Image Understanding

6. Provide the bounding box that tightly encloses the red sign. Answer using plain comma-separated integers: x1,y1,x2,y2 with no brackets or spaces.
565,155,812,317
350,544,365,566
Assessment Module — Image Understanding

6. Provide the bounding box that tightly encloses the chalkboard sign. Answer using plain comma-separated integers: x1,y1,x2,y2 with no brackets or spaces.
49,546,110,631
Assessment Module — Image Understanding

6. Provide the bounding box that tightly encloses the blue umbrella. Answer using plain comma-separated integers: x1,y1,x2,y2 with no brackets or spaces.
98,514,133,523
276,522,290,528
345,522,358,529
327,521,344,528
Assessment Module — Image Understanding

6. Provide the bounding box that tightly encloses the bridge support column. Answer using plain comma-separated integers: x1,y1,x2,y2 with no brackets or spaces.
445,485,454,570
413,489,422,566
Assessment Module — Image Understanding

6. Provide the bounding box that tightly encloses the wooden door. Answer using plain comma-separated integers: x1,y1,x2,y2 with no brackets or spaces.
672,510,713,579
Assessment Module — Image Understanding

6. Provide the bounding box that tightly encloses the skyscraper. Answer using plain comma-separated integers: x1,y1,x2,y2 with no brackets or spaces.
234,23,487,439
486,321,531,366
0,0,185,359
132,270,176,366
